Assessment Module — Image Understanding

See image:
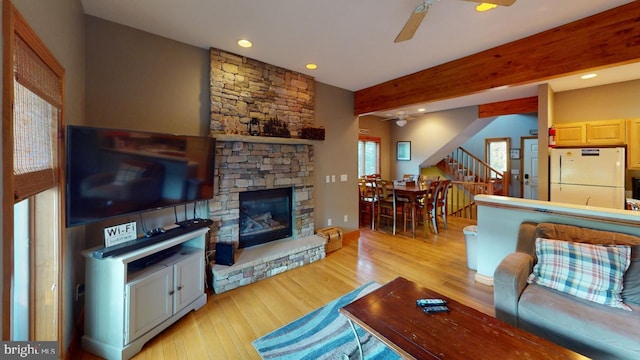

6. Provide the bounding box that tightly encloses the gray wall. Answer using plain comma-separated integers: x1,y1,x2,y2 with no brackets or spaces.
314,83,358,230
86,16,209,135
85,16,359,234
554,79,640,122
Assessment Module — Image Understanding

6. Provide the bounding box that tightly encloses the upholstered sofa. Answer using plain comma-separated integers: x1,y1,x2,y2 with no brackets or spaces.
494,221,640,360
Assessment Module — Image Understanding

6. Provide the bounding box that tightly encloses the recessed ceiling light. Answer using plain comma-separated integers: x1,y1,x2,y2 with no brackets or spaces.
417,108,426,112
237,39,252,48
581,73,598,80
305,63,318,70
476,3,498,12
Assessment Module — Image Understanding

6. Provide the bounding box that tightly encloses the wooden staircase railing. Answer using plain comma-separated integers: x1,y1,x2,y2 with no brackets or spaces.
438,147,510,220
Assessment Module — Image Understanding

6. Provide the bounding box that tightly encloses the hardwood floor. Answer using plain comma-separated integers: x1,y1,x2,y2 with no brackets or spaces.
74,217,493,359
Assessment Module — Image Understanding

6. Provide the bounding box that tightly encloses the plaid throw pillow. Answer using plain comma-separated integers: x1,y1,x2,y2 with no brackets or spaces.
527,238,631,310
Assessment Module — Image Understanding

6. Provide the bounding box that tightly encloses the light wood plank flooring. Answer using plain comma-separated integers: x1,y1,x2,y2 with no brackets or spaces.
74,217,493,359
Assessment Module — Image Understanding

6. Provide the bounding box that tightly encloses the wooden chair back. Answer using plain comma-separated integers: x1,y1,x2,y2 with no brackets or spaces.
375,179,394,202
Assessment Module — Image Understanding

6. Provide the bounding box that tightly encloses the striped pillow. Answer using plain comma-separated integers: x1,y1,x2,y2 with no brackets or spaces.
527,238,631,310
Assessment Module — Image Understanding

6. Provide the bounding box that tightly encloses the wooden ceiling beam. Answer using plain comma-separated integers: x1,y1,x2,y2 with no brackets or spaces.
354,2,640,116
478,96,538,118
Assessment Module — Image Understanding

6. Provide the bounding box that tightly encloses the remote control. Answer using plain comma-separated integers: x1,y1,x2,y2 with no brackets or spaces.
423,305,450,313
416,298,447,307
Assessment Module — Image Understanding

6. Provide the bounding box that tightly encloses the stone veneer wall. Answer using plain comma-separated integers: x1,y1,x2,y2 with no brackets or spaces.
208,140,314,247
209,48,315,136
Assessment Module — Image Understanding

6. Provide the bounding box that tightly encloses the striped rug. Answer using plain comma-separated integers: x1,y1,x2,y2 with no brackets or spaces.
252,282,401,359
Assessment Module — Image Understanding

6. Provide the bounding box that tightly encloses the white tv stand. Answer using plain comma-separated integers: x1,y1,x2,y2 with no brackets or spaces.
81,227,209,360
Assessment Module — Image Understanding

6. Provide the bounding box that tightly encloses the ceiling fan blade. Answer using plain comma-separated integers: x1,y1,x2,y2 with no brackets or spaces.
394,2,429,43
462,0,516,6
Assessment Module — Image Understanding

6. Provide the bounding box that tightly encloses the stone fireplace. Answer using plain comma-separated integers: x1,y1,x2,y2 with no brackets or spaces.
207,47,325,293
208,138,325,293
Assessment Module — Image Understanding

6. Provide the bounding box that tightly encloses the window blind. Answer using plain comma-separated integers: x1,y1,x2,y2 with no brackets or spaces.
12,35,62,202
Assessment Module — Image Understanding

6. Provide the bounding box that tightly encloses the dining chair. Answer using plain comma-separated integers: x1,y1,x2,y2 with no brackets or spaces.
375,179,397,235
402,179,432,233
421,180,442,235
435,179,452,231
358,178,376,229
395,179,411,208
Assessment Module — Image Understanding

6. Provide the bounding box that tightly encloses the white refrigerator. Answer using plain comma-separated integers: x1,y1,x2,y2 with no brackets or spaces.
550,147,625,209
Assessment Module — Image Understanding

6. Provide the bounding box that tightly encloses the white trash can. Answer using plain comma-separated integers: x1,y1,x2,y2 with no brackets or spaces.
463,225,478,270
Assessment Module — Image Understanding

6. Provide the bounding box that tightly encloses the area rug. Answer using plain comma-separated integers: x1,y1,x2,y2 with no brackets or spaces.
252,282,401,359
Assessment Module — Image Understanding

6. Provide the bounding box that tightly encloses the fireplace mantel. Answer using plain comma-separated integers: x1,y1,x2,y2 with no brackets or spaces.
212,134,317,145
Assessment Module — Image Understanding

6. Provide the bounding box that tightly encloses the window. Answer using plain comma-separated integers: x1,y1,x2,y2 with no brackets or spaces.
3,1,65,345
485,137,510,173
358,135,380,177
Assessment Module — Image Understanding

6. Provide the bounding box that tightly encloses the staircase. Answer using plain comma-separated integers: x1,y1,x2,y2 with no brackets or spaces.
437,147,509,219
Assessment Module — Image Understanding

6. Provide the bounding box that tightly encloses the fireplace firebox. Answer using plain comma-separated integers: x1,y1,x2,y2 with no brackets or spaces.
239,187,293,248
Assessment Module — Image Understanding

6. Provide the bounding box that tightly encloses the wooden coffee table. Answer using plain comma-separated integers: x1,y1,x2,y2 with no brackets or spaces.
339,277,587,360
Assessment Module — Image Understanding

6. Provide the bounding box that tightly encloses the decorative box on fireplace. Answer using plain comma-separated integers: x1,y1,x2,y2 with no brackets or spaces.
316,226,343,253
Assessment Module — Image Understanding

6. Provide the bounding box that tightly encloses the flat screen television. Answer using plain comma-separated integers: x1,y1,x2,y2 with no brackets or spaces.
65,125,216,227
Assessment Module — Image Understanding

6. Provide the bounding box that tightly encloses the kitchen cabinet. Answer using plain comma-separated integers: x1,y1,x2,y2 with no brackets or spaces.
555,119,625,146
82,227,208,360
554,122,584,146
627,118,640,170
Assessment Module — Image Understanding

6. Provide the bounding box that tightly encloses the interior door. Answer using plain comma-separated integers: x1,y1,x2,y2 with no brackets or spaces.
522,137,538,199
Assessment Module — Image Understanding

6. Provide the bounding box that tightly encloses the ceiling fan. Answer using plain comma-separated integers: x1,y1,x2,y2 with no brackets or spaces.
381,111,415,127
395,0,517,43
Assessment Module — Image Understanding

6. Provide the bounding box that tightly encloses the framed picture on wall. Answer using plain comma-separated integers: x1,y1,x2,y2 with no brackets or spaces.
510,148,521,160
397,141,411,161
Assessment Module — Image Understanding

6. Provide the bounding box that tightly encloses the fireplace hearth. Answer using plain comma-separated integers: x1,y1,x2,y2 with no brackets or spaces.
239,187,292,248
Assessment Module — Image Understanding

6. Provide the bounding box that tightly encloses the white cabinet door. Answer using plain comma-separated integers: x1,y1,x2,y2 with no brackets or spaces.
125,266,173,344
173,251,204,313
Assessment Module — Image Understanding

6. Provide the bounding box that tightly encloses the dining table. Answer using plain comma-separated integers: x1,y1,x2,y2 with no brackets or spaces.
394,181,433,237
